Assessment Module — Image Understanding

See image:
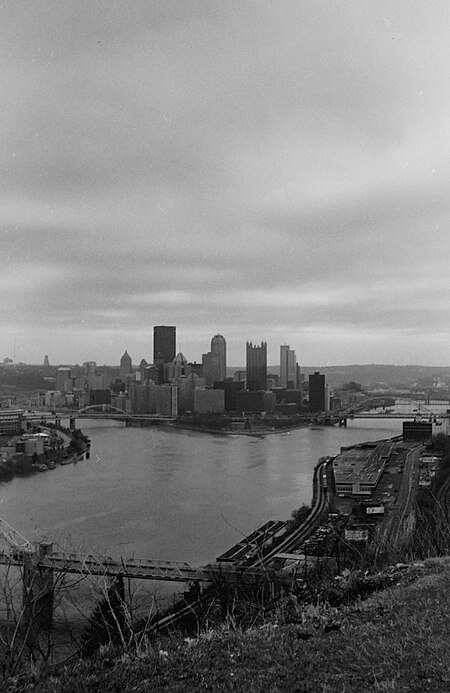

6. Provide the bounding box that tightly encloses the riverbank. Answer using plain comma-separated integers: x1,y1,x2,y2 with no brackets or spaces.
125,417,312,436
172,422,311,436
0,419,404,565
0,425,90,483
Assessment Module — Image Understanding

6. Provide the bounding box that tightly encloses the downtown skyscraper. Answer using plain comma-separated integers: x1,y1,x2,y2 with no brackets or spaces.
280,344,297,389
210,334,226,381
153,325,176,384
246,341,267,391
153,326,176,364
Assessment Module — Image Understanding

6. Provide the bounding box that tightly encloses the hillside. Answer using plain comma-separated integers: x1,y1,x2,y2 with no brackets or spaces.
301,364,450,389
228,364,450,389
10,557,450,693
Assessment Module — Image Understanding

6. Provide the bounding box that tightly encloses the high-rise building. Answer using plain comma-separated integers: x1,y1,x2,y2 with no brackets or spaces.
211,334,226,381
120,350,133,382
202,351,221,387
246,341,267,391
56,367,72,393
171,352,189,380
309,371,326,412
83,361,96,376
139,359,148,381
153,326,176,384
145,364,159,384
280,345,297,389
153,326,176,364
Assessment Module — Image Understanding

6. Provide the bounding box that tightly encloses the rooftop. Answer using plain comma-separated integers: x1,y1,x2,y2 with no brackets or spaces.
333,441,391,486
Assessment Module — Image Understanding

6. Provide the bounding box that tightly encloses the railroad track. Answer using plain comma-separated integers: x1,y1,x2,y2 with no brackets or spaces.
150,460,330,632
250,461,329,566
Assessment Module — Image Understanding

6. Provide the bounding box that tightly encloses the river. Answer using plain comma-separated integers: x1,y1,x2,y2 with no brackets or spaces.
0,418,403,567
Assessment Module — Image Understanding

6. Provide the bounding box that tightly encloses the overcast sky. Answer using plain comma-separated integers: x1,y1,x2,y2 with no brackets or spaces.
3,1,450,367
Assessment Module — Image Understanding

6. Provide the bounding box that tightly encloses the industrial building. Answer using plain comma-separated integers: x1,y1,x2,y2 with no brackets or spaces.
332,441,392,497
0,410,24,435
403,418,449,442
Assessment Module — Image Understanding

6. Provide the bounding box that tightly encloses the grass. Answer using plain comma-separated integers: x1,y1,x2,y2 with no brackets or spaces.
8,557,450,692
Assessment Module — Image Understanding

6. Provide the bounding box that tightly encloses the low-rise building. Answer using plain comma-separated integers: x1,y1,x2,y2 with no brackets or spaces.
403,418,450,442
235,390,276,415
332,441,391,497
213,380,245,411
194,388,225,414
0,409,24,435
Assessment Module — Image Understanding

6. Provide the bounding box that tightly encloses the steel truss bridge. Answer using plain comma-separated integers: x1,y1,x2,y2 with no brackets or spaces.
350,412,448,419
337,397,448,420
0,517,280,585
0,459,331,590
23,406,176,423
0,547,277,585
73,404,176,422
37,552,272,584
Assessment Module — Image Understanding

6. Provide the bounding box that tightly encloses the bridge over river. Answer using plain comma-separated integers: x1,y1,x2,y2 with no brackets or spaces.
23,405,176,424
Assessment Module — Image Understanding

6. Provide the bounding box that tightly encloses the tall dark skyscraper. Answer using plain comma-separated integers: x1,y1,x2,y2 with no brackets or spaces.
246,341,267,391
153,326,176,364
309,371,326,411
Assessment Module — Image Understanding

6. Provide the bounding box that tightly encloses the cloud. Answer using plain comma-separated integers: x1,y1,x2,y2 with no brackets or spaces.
2,2,450,364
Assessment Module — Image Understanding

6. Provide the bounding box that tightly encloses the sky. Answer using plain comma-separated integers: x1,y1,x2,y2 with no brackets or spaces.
2,1,450,367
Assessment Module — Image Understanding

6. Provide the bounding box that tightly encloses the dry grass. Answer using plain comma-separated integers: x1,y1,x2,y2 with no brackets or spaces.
7,558,450,693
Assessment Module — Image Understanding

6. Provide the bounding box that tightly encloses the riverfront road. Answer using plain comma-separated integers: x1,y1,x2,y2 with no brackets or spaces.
383,444,421,547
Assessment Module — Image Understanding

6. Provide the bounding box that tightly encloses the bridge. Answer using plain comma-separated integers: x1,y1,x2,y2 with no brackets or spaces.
76,404,129,418
0,517,285,586
23,406,177,426
336,397,449,422
0,458,335,585
72,405,176,423
0,457,334,636
350,412,448,419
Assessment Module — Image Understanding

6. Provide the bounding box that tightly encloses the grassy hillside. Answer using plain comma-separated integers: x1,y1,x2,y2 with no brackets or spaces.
9,557,450,693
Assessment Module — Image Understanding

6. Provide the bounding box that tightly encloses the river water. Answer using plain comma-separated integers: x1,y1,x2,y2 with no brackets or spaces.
0,419,403,567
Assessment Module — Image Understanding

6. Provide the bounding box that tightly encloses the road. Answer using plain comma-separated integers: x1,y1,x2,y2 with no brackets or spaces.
385,444,421,546
251,461,329,566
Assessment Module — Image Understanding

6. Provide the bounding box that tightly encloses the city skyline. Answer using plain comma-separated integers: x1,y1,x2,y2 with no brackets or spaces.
3,3,450,366
5,327,450,369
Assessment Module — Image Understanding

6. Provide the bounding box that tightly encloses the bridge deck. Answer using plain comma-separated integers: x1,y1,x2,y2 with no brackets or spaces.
0,550,275,583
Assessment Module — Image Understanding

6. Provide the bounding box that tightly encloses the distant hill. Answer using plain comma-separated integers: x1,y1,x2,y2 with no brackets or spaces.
228,364,450,389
